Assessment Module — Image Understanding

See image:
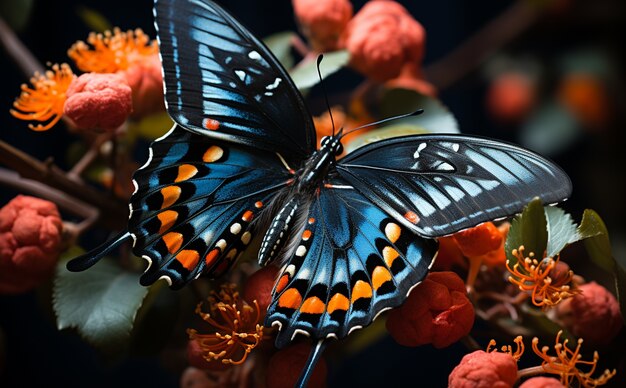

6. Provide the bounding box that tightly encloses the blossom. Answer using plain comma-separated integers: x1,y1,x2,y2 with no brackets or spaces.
187,284,264,366
531,331,616,387
506,246,580,307
292,0,353,52
386,271,474,348
448,350,518,388
554,282,623,346
63,73,133,131
266,342,328,388
0,195,63,294
68,28,163,117
341,0,426,82
243,265,279,315
557,72,610,130
432,236,466,272
454,222,503,258
518,377,565,388
486,72,536,123
10,63,75,131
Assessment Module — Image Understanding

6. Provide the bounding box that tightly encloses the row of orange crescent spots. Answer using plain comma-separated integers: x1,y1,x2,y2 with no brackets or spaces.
175,164,198,182
203,145,223,163
327,293,349,314
275,274,290,293
205,248,220,267
278,288,302,309
157,210,178,234
242,210,254,222
300,296,325,314
160,185,181,209
176,249,200,270
203,118,220,130
163,232,183,253
382,246,399,268
372,266,393,289
351,280,373,302
277,281,376,314
255,201,264,208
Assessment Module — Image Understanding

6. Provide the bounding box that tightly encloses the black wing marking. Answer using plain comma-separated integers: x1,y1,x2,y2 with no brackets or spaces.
154,0,316,166
337,134,572,237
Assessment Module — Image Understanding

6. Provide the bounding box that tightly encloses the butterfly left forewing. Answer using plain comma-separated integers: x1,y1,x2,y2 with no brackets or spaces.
128,125,292,288
337,134,572,238
265,181,437,346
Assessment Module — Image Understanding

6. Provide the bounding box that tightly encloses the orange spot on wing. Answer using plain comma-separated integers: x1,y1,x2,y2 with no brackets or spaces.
161,186,181,208
302,230,312,241
351,280,373,302
382,246,400,267
275,274,290,293
157,210,178,234
308,217,316,224
327,293,349,313
242,210,254,222
163,232,183,254
278,288,302,309
385,223,401,243
372,266,393,289
254,201,263,208
175,164,198,182
176,250,200,270
203,118,220,130
205,249,220,266
202,145,224,163
300,296,325,314
404,211,420,224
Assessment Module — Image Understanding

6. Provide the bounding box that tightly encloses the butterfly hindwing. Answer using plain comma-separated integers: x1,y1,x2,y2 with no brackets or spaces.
128,125,292,288
337,134,572,238
265,181,437,346
154,0,316,166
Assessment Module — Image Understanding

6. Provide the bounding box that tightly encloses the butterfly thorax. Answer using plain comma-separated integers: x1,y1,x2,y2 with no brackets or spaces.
258,136,343,266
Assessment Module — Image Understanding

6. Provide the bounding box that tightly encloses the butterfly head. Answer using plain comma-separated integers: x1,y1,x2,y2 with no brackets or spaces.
320,133,343,156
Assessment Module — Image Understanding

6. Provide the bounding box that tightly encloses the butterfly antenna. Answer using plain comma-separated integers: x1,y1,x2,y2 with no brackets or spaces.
316,54,337,136
66,231,133,271
296,339,328,388
340,109,424,139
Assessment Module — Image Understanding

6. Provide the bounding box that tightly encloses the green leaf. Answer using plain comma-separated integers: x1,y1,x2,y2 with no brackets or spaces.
76,6,112,33
505,198,548,265
289,50,350,91
263,31,296,70
544,206,580,258
53,259,149,352
379,88,459,135
127,111,174,142
578,209,613,272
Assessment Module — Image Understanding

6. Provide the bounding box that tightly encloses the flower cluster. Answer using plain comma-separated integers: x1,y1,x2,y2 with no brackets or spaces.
11,28,163,133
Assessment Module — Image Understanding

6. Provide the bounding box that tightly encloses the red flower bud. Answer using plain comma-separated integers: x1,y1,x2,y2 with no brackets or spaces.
243,265,279,315
266,342,327,388
519,377,565,388
292,0,353,52
453,222,502,258
486,72,536,123
432,236,466,272
448,350,517,388
121,53,165,117
386,271,474,348
0,195,63,294
341,0,426,82
64,72,133,132
554,281,623,346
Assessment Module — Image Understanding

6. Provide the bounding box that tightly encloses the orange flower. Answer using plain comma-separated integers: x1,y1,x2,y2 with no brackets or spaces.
188,284,264,366
486,71,536,123
10,63,75,131
506,246,580,308
68,28,157,74
454,222,503,258
531,331,616,387
557,73,610,130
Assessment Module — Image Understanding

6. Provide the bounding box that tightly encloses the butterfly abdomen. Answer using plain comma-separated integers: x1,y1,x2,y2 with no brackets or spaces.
259,195,307,266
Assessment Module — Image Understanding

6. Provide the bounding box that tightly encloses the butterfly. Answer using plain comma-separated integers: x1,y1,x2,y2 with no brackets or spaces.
68,0,572,384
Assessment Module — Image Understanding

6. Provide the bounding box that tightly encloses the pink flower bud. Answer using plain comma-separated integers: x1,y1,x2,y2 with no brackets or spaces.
386,271,474,348
341,0,426,82
0,195,63,294
266,343,327,388
243,265,279,316
64,72,133,132
554,281,623,346
448,350,518,388
121,53,165,117
292,0,353,52
519,377,565,388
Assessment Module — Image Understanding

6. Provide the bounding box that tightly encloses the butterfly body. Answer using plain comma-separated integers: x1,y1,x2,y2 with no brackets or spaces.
68,1,572,383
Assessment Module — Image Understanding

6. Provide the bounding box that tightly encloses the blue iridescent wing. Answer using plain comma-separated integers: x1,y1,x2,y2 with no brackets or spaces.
265,181,437,346
336,134,572,238
154,0,316,166
126,125,292,289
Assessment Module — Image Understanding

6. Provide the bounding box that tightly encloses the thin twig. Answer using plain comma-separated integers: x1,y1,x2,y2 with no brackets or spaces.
68,132,114,181
0,16,44,77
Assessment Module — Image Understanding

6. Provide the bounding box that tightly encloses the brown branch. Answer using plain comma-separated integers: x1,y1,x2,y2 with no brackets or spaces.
424,1,542,90
0,139,127,230
0,16,44,77
68,132,114,181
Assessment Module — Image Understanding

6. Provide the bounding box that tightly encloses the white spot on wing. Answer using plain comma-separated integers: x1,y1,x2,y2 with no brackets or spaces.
413,142,427,158
235,70,246,81
348,325,363,335
141,254,152,271
241,231,252,245
216,239,227,250
285,264,296,277
266,77,282,90
248,50,261,60
292,329,310,341
295,245,307,257
158,275,173,286
230,223,242,235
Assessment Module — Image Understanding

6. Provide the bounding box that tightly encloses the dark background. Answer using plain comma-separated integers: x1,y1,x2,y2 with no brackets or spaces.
1,0,625,386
